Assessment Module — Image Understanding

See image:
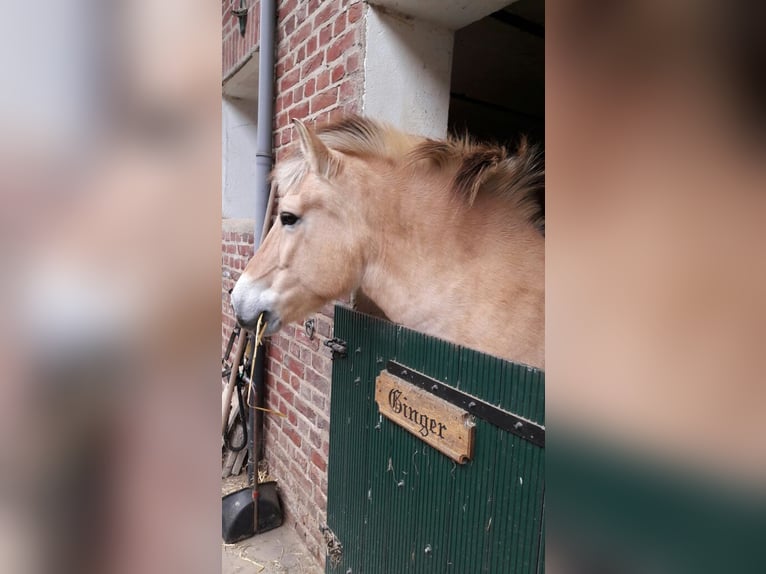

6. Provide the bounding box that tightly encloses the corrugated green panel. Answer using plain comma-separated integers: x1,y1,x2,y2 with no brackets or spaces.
326,307,544,574
536,495,545,574
376,324,461,574
325,307,396,570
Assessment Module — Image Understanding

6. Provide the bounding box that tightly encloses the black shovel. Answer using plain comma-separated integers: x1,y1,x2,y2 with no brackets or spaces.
222,336,283,543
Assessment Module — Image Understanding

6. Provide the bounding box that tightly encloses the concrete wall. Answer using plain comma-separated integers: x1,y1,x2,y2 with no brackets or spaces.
363,6,454,138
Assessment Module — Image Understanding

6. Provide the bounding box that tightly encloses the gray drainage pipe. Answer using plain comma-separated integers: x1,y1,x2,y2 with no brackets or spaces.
248,0,276,485
253,0,277,243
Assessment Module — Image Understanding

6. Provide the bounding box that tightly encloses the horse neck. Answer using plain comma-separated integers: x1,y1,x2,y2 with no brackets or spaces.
359,166,544,349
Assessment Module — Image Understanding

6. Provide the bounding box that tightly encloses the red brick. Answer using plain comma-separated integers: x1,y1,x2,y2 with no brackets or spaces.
333,13,347,36
278,51,296,72
284,426,302,448
268,343,283,362
299,345,314,364
311,450,327,472
314,482,327,504
315,69,330,92
339,79,357,101
308,0,323,15
295,328,320,350
308,464,322,488
291,83,304,102
316,317,332,338
289,21,312,50
304,77,316,98
280,0,298,19
348,2,363,23
346,52,361,74
311,390,326,411
310,87,339,114
294,397,316,424
265,370,279,387
312,352,331,377
306,35,318,56
279,67,300,92
318,24,332,46
331,63,345,83
281,89,294,109
299,382,313,402
343,99,360,114
276,380,295,406
313,2,335,27
274,334,290,352
303,367,324,388
301,51,324,79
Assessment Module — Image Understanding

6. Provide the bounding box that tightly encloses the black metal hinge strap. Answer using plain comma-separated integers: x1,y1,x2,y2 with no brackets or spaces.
386,361,545,448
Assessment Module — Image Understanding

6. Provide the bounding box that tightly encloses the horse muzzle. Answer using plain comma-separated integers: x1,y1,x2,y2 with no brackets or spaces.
230,275,281,333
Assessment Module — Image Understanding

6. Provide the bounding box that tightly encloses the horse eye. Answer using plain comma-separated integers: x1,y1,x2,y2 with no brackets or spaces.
280,212,300,226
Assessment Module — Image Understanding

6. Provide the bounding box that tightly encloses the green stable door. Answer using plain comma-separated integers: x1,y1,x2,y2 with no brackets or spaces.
324,306,545,574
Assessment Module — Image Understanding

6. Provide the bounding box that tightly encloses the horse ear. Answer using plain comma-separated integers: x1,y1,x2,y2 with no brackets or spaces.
292,119,339,178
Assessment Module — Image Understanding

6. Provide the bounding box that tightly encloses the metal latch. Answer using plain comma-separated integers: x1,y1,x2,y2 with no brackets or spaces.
324,338,348,359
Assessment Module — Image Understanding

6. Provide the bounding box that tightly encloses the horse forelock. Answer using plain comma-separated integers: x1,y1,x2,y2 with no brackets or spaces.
272,156,308,197
272,115,415,194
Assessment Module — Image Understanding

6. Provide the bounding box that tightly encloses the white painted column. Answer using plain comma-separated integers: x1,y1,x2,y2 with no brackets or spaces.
363,6,454,138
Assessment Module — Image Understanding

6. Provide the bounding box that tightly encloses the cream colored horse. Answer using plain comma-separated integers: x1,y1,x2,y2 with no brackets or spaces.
231,116,544,368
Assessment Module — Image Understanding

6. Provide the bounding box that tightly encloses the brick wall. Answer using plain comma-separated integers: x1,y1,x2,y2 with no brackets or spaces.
222,0,366,565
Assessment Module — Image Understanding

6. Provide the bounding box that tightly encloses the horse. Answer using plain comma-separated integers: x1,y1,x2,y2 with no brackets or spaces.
230,115,545,368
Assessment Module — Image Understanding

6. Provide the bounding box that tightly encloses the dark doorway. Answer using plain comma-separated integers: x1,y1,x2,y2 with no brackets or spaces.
448,0,544,146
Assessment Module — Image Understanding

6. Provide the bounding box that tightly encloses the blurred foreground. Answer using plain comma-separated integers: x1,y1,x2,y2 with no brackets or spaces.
0,2,221,573
547,1,766,572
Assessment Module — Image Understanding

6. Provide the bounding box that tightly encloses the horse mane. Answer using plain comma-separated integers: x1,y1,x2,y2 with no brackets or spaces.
277,115,545,232
407,134,544,233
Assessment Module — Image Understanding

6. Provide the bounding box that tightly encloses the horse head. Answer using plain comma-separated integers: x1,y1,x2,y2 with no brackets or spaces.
230,119,372,335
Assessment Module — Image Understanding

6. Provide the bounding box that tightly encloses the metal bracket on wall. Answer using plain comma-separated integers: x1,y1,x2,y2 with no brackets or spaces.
324,338,348,360
231,0,248,37
304,318,315,340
